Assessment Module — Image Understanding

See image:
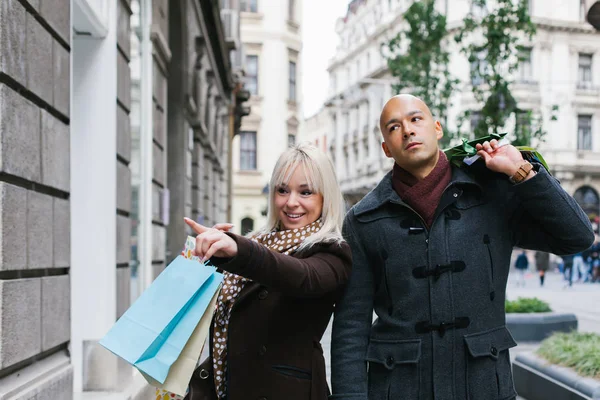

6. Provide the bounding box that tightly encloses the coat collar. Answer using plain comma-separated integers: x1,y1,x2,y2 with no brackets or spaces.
353,164,482,217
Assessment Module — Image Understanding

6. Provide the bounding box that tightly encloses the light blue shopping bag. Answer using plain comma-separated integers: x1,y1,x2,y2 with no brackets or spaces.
100,255,223,384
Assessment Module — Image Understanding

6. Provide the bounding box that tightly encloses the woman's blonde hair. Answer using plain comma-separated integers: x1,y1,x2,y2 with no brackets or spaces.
250,142,345,250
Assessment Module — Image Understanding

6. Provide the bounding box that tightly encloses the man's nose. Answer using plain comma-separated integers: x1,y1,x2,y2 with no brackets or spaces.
402,128,416,139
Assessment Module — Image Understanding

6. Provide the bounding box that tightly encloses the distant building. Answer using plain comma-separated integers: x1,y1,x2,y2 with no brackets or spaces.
231,0,304,235
302,0,600,228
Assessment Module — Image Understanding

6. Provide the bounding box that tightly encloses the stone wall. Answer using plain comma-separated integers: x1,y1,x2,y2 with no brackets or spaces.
167,0,233,263
116,0,133,322
153,0,169,273
0,0,72,398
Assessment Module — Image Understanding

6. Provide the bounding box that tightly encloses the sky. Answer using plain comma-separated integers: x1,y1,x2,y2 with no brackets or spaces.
301,0,349,119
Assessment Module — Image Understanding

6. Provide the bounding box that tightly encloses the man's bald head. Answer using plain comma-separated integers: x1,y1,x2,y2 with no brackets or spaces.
378,93,443,178
379,94,433,131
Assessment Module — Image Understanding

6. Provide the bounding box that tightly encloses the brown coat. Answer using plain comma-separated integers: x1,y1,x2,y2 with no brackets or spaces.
185,233,352,400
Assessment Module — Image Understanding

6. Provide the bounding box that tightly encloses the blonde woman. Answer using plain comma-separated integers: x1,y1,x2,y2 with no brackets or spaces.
183,143,352,400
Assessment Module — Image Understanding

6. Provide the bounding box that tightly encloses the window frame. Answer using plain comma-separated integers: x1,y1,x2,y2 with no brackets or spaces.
241,0,258,13
245,55,259,95
240,130,258,170
288,0,295,21
517,47,533,83
577,115,593,151
289,60,297,102
578,53,593,88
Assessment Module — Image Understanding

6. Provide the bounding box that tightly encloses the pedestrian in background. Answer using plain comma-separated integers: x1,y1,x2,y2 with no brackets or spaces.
183,143,351,400
515,250,529,287
563,254,575,288
573,251,587,282
535,251,550,287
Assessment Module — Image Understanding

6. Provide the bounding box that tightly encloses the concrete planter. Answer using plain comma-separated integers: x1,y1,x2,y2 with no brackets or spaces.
513,353,600,400
506,312,577,342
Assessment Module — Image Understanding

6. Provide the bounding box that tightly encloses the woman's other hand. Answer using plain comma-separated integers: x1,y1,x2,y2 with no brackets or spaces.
184,217,238,262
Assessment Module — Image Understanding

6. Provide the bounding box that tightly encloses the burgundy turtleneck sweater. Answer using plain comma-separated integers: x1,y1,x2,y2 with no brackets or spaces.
391,150,452,228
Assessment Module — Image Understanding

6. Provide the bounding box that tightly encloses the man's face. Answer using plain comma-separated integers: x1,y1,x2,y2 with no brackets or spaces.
379,95,443,170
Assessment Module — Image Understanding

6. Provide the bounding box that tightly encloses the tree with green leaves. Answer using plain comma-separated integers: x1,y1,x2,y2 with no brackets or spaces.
384,0,459,146
455,0,550,146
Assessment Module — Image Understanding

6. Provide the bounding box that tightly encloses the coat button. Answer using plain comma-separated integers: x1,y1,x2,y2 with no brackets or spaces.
258,289,268,300
453,192,458,198
386,356,394,367
259,345,267,356
490,346,498,356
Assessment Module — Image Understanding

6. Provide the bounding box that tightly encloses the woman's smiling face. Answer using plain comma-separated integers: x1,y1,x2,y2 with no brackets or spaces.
274,166,323,230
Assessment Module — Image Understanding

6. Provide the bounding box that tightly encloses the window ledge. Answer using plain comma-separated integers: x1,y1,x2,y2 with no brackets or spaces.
286,19,300,33
514,80,538,86
237,169,262,176
241,11,264,21
576,84,600,93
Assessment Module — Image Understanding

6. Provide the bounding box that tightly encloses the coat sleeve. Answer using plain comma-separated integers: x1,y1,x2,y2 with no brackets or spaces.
209,233,352,298
329,213,374,400
511,166,595,255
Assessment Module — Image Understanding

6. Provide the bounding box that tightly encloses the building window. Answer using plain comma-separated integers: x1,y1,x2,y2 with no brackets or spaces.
241,0,258,12
517,48,532,83
515,110,531,136
578,54,593,88
578,115,592,150
289,61,296,102
574,186,600,232
470,111,483,136
527,0,533,15
580,0,586,21
240,131,257,170
288,0,295,21
241,217,254,235
245,55,258,95
471,0,488,18
470,51,487,86
288,134,296,147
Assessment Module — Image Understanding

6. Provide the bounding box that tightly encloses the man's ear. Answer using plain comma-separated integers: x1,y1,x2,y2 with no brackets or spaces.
435,120,444,141
382,141,392,158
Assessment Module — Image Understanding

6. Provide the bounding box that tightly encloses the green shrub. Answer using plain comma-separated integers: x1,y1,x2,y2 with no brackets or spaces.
505,297,552,313
537,332,600,379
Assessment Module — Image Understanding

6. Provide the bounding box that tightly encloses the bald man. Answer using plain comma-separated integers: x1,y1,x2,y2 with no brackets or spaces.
330,95,594,400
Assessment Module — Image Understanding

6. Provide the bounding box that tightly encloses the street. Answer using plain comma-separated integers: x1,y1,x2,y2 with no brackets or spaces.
319,268,600,399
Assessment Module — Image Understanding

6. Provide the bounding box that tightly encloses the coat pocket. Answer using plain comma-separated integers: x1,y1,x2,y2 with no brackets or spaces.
484,234,496,301
366,339,421,400
463,326,518,400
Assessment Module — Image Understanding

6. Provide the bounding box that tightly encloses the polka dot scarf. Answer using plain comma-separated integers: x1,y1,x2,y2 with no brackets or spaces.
211,218,323,399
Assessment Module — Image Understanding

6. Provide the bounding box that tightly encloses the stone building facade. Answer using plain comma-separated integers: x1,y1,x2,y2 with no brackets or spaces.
0,0,72,398
303,0,600,228
231,0,303,235
0,0,247,398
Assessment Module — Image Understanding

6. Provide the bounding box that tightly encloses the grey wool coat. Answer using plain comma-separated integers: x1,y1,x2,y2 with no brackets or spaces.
330,163,595,400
